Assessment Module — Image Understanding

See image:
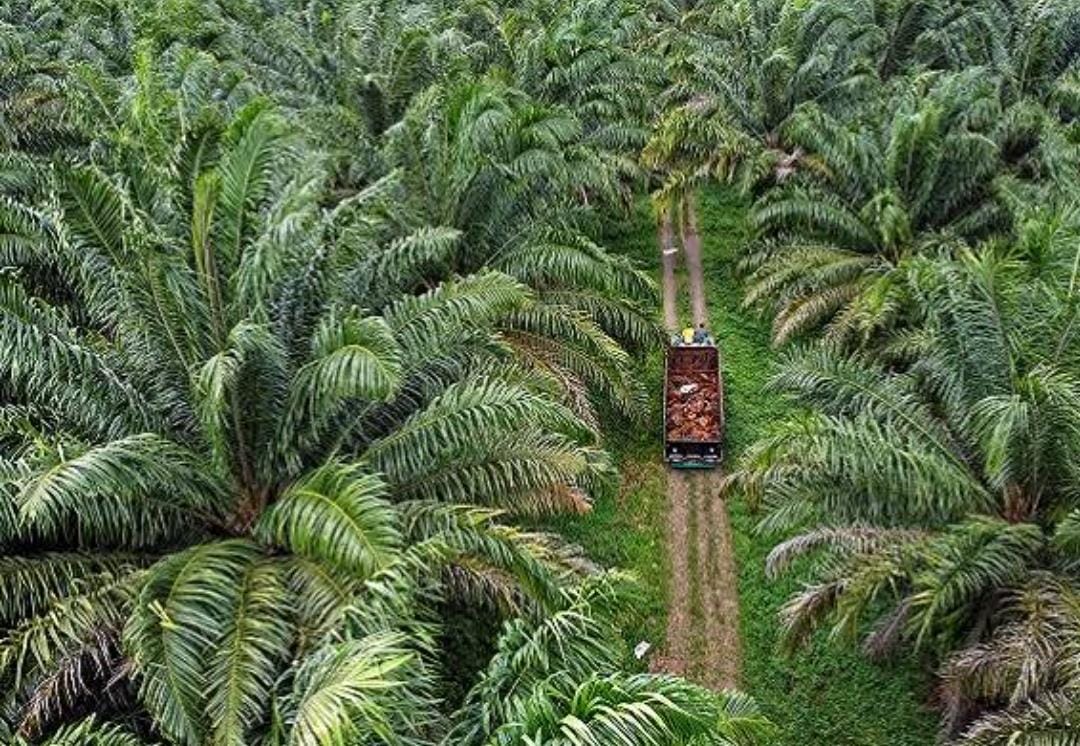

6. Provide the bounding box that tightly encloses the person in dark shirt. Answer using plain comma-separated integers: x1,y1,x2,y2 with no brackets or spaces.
692,323,709,344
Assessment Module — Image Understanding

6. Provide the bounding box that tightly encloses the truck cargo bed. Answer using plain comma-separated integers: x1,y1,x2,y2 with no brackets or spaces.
663,343,723,467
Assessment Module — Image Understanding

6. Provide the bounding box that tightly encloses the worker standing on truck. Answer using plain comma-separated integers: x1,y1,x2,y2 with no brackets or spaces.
693,323,709,344
681,325,694,344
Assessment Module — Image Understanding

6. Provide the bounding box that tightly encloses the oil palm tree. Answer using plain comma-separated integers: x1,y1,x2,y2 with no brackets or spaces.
1,0,145,159
642,0,879,199
0,5,81,156
123,2,662,424
989,0,1080,189
461,0,657,174
940,575,1080,743
977,0,1079,114
728,241,1080,740
641,0,878,301
217,0,473,192
450,574,774,745
742,69,1022,345
0,107,616,742
355,78,661,426
861,0,1012,79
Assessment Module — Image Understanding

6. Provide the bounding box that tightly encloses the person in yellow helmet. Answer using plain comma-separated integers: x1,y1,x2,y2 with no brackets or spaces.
681,325,694,344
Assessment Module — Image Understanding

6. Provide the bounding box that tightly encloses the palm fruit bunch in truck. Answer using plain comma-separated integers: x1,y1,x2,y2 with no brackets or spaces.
663,342,723,468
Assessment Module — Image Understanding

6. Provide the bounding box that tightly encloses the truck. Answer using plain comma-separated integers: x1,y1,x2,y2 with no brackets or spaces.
663,341,723,468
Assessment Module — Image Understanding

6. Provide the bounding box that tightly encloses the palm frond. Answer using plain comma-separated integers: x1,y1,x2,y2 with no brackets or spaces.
766,524,927,579
206,559,294,746
19,716,156,746
366,377,586,491
0,552,148,626
400,501,578,613
277,631,432,746
384,271,532,362
16,434,224,547
125,540,263,746
255,463,401,579
909,519,1043,649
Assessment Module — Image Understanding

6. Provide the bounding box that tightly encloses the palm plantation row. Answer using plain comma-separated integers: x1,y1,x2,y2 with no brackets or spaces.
645,0,1080,743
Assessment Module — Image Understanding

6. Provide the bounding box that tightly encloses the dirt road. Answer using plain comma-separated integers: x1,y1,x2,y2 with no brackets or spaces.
681,198,709,328
652,195,741,691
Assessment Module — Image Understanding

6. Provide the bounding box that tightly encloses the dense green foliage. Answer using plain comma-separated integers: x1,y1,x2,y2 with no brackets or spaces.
0,0,773,744
4,0,1080,743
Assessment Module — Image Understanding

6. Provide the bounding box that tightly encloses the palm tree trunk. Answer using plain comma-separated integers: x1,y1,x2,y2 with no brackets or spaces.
1003,483,1036,523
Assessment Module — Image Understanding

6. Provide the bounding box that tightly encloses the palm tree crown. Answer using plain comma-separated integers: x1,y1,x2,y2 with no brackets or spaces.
730,238,1080,740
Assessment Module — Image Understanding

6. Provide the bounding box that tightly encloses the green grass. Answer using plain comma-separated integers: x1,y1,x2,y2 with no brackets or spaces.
696,185,938,745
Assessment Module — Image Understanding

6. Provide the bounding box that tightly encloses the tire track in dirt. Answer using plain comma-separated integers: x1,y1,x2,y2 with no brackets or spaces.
698,470,740,689
652,196,741,691
680,196,708,327
690,471,709,673
654,469,692,676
